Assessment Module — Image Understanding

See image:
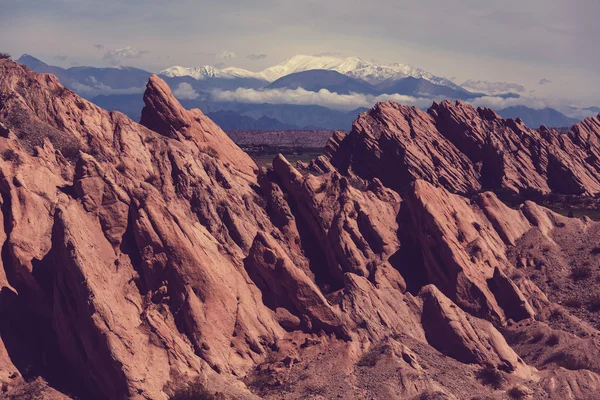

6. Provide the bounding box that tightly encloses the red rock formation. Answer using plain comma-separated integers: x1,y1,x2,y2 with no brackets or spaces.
329,100,600,197
3,58,600,399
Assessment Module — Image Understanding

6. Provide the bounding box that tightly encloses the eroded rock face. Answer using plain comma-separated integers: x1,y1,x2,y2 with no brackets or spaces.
2,58,600,399
330,100,600,196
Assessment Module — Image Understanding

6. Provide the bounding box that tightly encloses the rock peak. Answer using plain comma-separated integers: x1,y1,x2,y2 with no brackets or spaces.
329,97,600,197
140,74,256,173
140,74,191,139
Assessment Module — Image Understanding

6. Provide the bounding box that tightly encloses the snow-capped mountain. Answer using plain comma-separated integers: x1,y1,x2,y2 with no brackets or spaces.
159,65,264,81
158,54,462,90
17,54,575,130
261,55,463,90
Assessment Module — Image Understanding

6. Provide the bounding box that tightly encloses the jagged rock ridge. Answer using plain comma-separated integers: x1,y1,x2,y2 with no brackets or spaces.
328,100,600,197
2,58,600,399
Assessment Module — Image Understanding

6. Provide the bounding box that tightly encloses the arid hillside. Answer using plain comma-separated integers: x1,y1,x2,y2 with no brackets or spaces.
2,58,600,400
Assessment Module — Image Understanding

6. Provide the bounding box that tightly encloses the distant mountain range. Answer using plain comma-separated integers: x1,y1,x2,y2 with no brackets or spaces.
497,106,579,129
17,54,150,96
160,54,466,88
16,54,585,130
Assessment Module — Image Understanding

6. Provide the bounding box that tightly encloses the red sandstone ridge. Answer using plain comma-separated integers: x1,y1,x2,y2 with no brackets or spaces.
2,58,600,399
328,100,600,196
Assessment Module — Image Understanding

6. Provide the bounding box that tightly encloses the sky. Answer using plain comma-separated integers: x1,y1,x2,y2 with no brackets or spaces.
1,0,599,107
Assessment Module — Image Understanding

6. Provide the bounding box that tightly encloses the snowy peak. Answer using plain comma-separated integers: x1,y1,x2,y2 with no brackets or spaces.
160,65,224,79
159,65,263,81
158,54,461,89
259,54,369,82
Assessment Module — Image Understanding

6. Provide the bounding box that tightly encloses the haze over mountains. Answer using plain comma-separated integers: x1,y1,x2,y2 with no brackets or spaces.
17,54,595,130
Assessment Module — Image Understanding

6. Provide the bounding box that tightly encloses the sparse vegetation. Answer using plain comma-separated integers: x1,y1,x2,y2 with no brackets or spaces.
529,332,544,344
475,365,505,389
546,350,589,370
470,244,482,255
542,246,551,254
304,384,327,396
2,148,22,165
87,145,101,157
52,86,69,97
169,379,217,400
418,391,450,400
0,53,10,60
3,377,51,399
357,347,381,367
570,266,592,281
564,296,583,308
315,181,328,194
587,295,600,312
546,334,560,346
59,142,82,162
145,173,161,187
591,247,600,255
506,385,530,399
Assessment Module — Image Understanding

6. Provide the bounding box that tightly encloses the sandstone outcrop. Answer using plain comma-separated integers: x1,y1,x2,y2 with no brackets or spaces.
329,100,600,197
2,58,600,399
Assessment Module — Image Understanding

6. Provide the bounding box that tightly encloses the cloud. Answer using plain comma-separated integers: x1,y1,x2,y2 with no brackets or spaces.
69,82,144,98
469,94,587,118
247,53,267,61
215,51,237,61
313,52,346,58
103,46,148,65
568,108,598,120
461,80,526,95
210,86,585,120
53,55,68,61
210,87,433,111
469,95,549,110
173,82,199,100
3,0,600,104
93,44,105,50
539,78,552,85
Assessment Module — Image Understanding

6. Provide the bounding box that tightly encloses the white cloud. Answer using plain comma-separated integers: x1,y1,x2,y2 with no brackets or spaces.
210,87,433,111
103,46,148,65
247,53,267,60
173,82,199,100
313,52,346,58
210,86,588,120
69,82,145,98
568,108,597,120
469,95,589,119
215,51,237,61
470,95,549,110
461,79,526,95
